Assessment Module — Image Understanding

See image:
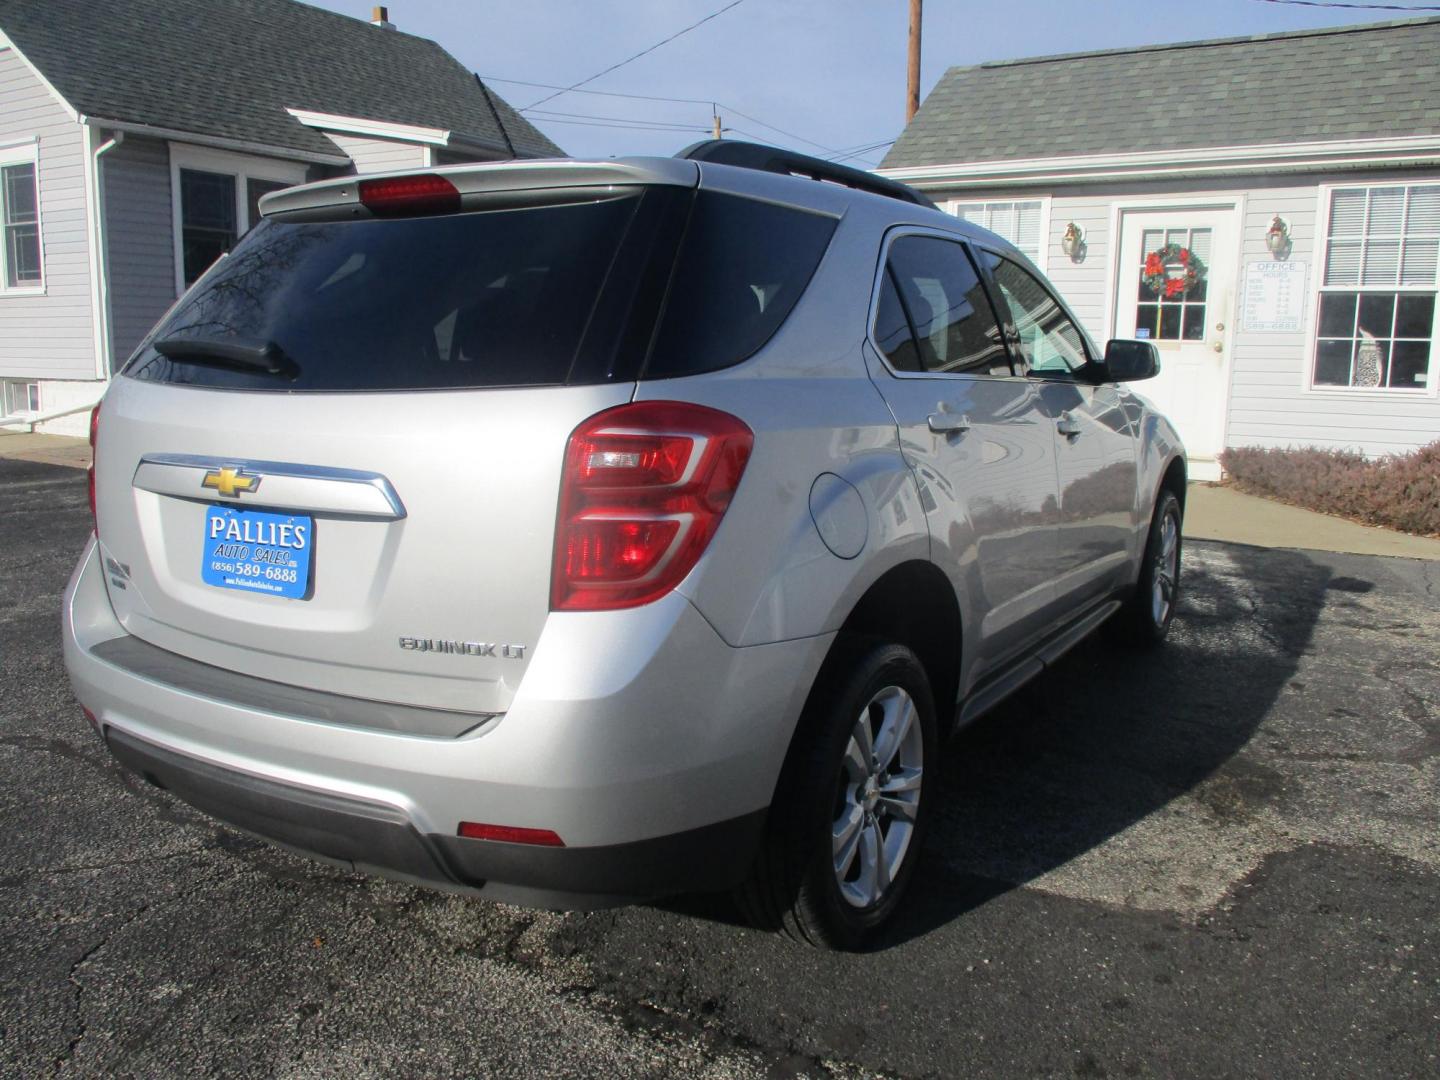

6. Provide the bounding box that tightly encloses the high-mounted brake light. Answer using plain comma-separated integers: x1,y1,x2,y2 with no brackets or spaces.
552,401,754,612
357,174,460,217
86,401,100,536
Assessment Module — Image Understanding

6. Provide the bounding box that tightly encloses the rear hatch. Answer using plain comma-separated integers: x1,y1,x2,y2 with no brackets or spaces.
93,159,839,715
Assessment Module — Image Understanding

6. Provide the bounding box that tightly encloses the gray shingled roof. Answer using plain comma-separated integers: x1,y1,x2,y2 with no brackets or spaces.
0,0,563,159
883,16,1440,169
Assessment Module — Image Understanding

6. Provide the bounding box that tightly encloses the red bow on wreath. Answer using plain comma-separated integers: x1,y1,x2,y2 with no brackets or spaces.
1142,243,1205,299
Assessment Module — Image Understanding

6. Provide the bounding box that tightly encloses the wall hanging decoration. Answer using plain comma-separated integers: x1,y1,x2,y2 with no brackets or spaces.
1142,243,1206,299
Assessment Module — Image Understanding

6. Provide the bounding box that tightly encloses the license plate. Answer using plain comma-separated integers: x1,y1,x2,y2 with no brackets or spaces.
201,506,313,599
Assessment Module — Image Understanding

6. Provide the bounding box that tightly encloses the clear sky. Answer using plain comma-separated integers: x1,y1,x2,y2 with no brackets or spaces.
305,0,1432,165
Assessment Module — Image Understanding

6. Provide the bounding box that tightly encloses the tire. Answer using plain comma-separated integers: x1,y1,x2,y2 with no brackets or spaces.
1114,488,1182,645
735,639,938,950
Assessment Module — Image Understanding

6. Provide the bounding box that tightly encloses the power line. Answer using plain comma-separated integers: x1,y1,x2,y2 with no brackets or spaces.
521,0,749,112
482,73,852,157
828,141,896,165
532,117,714,134
711,104,845,156
528,107,714,130
479,75,717,108
1250,0,1440,9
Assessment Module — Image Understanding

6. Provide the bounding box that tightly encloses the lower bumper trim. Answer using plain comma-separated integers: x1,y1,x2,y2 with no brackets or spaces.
104,727,765,909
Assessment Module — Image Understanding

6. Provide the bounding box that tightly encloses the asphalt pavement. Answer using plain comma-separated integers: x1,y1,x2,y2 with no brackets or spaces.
2,456,1436,1078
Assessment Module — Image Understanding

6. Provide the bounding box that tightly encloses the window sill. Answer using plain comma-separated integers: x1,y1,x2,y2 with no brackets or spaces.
1307,383,1434,397
0,286,46,298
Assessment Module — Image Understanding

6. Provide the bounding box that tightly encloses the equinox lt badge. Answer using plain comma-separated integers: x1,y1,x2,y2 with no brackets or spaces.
399,637,526,659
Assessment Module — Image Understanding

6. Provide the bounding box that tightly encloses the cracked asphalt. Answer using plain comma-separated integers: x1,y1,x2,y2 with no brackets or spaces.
2,456,1437,1078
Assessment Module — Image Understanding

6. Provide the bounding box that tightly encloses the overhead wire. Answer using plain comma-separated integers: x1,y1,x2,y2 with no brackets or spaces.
1249,0,1440,9
520,0,749,112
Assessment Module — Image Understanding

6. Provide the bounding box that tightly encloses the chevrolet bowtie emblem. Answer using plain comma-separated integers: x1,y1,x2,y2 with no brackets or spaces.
201,466,261,498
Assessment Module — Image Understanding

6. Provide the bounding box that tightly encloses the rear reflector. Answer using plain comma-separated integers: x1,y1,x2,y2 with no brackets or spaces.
358,174,460,217
552,401,754,611
458,822,566,847
81,707,99,732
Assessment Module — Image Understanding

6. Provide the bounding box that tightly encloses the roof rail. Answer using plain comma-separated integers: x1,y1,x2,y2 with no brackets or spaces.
676,140,937,210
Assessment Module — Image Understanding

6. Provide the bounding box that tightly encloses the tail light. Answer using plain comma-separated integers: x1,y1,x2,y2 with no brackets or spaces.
86,401,100,535
358,174,460,217
552,401,754,611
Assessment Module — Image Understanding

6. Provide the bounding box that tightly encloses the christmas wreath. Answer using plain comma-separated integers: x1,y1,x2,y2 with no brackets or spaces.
1142,243,1206,299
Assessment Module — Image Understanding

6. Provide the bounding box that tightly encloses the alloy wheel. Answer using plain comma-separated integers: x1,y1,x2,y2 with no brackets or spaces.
1151,508,1180,627
831,685,924,908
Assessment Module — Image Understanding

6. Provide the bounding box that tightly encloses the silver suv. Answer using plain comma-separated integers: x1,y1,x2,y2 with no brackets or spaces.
64,142,1185,949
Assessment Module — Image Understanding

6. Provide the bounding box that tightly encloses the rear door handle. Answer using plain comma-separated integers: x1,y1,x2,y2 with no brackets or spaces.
927,412,971,435
1056,413,1082,438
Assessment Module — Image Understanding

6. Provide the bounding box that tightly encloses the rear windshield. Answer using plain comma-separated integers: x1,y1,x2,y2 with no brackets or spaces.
125,188,837,392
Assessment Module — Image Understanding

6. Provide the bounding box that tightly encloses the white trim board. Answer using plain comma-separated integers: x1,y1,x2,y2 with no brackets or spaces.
1299,180,1440,402
287,108,509,159
879,135,1440,190
168,142,308,297
0,139,46,299
84,117,348,167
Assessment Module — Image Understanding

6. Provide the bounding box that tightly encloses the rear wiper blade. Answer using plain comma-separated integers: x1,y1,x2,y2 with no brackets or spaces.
154,336,299,379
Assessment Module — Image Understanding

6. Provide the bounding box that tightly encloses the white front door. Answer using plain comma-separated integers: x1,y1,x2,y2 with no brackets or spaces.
1112,207,1238,479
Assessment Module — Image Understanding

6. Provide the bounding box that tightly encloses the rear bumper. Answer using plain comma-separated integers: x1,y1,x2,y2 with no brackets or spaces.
105,726,765,908
64,537,831,906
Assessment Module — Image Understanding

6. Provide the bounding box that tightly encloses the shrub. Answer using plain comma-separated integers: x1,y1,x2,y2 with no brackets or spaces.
1218,440,1440,538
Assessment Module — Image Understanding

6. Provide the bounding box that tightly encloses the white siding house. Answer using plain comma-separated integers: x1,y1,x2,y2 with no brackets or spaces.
0,0,562,435
880,18,1440,480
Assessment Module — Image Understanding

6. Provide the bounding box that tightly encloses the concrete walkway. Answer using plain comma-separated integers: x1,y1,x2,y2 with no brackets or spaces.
1185,482,1440,561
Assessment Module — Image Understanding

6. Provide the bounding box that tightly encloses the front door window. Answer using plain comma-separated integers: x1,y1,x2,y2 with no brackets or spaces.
1134,226,1211,342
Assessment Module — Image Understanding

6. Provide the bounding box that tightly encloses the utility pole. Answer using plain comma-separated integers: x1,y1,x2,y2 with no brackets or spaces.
713,112,723,140
906,0,922,122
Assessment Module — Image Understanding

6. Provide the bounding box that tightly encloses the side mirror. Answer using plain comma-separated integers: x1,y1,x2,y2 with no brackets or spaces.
1102,338,1160,382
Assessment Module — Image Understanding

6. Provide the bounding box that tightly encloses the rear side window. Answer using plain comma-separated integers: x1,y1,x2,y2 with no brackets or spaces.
127,192,659,392
878,235,1011,376
644,192,837,379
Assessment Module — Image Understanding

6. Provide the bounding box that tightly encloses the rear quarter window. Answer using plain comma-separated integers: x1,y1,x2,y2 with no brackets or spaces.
643,192,838,379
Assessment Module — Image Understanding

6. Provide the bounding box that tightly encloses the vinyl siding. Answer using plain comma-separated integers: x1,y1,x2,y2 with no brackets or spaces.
102,135,175,368
0,47,94,381
931,171,1440,457
323,133,429,174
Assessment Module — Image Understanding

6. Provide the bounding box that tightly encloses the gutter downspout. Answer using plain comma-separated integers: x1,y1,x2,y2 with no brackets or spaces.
80,122,124,387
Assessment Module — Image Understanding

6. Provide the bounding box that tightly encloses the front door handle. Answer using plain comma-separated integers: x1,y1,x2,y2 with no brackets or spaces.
1056,413,1082,438
927,411,971,435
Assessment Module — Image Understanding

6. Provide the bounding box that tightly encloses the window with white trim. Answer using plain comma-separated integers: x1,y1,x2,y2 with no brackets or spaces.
951,200,1044,264
170,146,307,292
1,379,40,416
1314,183,1439,391
0,144,42,292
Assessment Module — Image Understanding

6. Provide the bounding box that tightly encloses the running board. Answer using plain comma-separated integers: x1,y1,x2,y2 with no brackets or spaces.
956,599,1122,728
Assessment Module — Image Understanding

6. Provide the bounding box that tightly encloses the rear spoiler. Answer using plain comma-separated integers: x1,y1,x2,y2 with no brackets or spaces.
257,158,700,222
